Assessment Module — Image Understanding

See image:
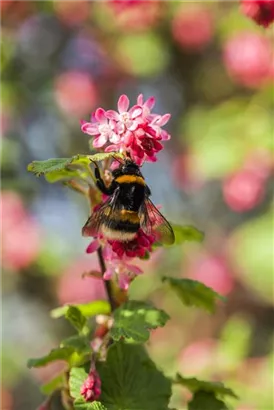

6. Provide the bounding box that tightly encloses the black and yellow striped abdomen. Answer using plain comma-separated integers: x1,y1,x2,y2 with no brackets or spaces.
102,209,140,241
101,174,146,241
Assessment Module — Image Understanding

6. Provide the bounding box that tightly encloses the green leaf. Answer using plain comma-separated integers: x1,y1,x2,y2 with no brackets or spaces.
61,335,90,353
65,306,87,333
175,374,238,399
70,366,89,399
162,277,223,314
44,168,86,183
69,342,172,410
172,224,204,245
74,399,107,410
27,153,123,177
41,373,65,395
27,158,74,176
51,300,110,319
188,391,229,410
110,301,170,343
27,347,74,368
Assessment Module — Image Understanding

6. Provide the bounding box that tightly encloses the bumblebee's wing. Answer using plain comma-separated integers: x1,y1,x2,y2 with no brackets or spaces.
82,189,120,237
140,198,175,245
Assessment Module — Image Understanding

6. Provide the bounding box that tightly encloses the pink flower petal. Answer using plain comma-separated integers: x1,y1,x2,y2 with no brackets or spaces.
81,123,99,135
146,154,157,162
129,105,142,118
95,108,107,123
86,240,100,254
105,144,120,152
137,94,144,105
144,96,155,110
160,130,171,140
124,131,134,146
156,113,171,126
116,122,125,134
93,134,108,148
103,268,114,280
126,264,143,275
118,94,129,113
105,110,119,121
118,272,130,290
127,120,139,132
109,133,121,144
152,140,163,151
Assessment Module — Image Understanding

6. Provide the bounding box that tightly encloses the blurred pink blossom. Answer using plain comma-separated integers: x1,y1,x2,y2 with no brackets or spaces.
223,169,265,212
1,387,13,410
54,1,90,27
82,94,171,165
107,0,162,31
185,254,234,296
223,32,272,88
241,0,274,28
55,71,98,117
1,191,41,271
179,339,217,375
57,257,106,304
172,6,214,51
32,358,66,384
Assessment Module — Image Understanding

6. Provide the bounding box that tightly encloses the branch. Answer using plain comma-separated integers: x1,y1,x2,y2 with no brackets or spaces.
97,246,116,312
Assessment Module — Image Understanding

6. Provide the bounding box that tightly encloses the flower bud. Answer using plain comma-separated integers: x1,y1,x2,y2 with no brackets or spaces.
80,370,101,402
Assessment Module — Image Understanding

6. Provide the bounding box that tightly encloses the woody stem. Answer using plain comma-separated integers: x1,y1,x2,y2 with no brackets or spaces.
97,246,116,312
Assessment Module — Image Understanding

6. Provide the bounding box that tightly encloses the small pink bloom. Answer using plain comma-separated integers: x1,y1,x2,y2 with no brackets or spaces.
241,0,274,28
103,261,143,290
106,94,142,134
81,369,101,402
81,108,119,148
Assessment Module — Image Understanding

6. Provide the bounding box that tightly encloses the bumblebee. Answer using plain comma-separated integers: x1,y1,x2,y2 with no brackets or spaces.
82,158,175,245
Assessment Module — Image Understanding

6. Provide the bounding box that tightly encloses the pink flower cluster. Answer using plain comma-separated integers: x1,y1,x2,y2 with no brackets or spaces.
81,94,171,165
109,229,155,258
81,369,101,402
86,228,154,290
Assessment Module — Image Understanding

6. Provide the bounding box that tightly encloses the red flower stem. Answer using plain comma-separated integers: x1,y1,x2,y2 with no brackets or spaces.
97,246,116,311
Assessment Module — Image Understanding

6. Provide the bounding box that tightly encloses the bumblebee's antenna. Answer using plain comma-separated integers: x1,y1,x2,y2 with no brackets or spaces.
111,154,124,165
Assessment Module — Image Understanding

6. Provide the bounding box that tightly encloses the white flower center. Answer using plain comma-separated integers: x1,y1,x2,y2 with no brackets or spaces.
120,112,130,123
98,124,110,135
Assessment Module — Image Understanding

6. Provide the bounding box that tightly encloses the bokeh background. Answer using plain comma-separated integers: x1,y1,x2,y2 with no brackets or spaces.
1,1,273,409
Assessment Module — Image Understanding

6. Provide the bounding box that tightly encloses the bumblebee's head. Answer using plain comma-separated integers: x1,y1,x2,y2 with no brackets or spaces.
121,159,141,175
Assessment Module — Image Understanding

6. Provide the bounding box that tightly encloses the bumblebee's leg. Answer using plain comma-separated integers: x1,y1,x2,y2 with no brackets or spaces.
93,163,116,195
